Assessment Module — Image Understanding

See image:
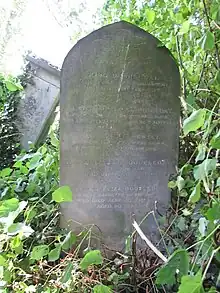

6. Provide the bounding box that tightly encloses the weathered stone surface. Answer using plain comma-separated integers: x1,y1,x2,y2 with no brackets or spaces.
17,55,60,149
60,21,180,252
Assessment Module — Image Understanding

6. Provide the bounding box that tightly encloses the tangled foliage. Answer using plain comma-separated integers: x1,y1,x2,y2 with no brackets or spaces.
0,75,23,169
102,0,220,292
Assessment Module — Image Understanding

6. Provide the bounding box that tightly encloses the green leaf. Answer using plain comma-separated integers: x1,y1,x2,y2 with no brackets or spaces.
179,20,190,34
156,249,189,285
7,223,34,237
48,245,61,262
62,231,77,251
177,176,185,191
52,186,72,203
0,255,7,267
188,182,200,203
10,235,23,254
183,109,206,135
178,271,204,293
195,144,206,163
31,245,49,260
0,168,12,178
168,181,176,189
206,202,220,221
61,262,73,283
217,178,220,187
193,159,217,180
93,285,112,293
210,130,220,149
200,31,215,50
80,250,103,270
28,154,42,170
146,9,155,24
5,81,19,92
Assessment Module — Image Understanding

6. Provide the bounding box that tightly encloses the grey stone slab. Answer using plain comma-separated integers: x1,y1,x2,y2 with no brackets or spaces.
17,56,60,149
60,21,180,252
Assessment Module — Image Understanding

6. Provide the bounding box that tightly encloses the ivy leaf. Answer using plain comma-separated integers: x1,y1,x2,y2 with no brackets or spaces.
48,245,61,262
52,186,72,203
61,262,73,283
80,250,103,270
93,285,112,293
188,182,200,203
62,231,77,251
31,245,49,260
193,159,217,180
183,109,206,135
156,249,189,285
179,20,190,34
146,9,155,24
178,271,204,293
200,31,215,50
210,130,220,149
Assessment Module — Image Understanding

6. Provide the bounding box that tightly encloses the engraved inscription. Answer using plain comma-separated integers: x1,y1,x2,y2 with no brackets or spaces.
60,21,180,251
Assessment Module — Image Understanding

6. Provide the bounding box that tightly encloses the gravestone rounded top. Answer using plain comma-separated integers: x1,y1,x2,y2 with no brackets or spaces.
60,21,180,252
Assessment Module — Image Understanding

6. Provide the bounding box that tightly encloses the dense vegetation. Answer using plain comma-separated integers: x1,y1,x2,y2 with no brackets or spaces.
0,75,23,169
0,0,220,292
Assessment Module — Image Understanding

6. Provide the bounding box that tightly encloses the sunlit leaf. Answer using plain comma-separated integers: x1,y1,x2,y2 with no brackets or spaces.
5,81,19,92
183,109,206,135
7,223,34,237
179,20,190,34
52,186,72,203
80,250,103,270
178,271,204,293
146,9,155,24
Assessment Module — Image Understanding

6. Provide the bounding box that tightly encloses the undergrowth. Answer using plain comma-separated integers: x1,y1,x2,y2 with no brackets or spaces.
0,0,220,292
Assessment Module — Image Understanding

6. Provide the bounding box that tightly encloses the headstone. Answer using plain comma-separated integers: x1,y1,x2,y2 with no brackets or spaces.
17,55,60,149
60,21,180,252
